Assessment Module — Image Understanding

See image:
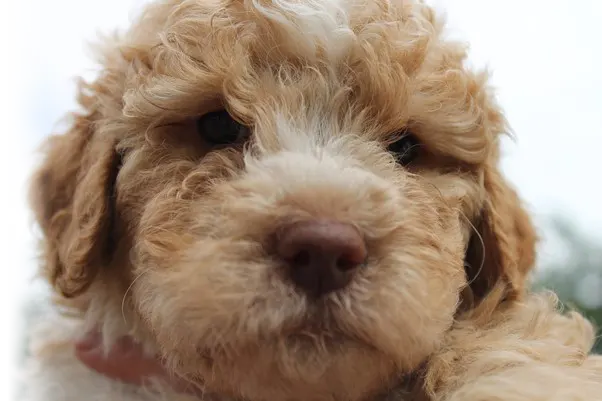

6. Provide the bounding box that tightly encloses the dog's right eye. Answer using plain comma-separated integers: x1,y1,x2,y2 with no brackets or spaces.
195,110,250,146
387,131,421,166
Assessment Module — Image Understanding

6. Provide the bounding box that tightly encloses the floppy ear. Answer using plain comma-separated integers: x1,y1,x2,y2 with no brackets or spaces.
463,161,537,309
30,104,120,298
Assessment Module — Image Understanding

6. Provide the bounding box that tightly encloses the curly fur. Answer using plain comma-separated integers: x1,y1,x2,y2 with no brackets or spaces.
23,0,601,400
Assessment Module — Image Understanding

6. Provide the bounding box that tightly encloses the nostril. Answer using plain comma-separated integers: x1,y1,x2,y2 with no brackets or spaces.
290,249,311,268
336,255,358,272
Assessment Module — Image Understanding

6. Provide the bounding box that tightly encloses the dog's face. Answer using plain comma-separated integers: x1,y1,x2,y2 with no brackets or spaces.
30,1,537,400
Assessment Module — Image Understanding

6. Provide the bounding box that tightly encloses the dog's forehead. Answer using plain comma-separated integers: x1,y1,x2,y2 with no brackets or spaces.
198,0,433,117
149,0,420,69
248,0,355,63
237,0,416,63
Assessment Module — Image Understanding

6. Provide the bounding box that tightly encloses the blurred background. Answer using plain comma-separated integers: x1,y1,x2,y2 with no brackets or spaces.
0,0,600,399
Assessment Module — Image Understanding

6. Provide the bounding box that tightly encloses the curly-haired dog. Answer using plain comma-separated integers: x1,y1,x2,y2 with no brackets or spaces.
23,0,602,400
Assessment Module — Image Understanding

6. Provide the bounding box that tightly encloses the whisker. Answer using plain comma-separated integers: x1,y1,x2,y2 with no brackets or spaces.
461,210,486,288
398,143,422,165
121,268,152,325
421,178,487,287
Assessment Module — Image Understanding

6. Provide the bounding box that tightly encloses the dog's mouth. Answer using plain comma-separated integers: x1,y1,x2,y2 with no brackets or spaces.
281,327,376,356
274,306,379,353
194,326,357,365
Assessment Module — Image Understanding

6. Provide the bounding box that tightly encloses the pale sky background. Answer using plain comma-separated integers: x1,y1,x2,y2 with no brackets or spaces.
0,0,601,399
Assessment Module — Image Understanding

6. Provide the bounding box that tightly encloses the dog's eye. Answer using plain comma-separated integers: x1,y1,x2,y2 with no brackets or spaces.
387,131,421,165
196,110,250,145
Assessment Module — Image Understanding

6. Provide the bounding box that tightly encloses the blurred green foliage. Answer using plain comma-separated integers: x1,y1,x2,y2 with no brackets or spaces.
8,219,602,401
533,217,602,353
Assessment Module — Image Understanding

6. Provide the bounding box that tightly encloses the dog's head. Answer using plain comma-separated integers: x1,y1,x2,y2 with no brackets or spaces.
30,1,536,400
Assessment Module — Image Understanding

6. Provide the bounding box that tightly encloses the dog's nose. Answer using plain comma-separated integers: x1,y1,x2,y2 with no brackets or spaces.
276,220,367,297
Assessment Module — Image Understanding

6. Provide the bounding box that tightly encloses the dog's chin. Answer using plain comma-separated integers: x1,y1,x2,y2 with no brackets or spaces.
185,330,401,401
156,307,427,401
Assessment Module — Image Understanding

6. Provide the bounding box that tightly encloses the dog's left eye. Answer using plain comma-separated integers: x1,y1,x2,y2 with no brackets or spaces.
387,131,421,165
196,110,250,146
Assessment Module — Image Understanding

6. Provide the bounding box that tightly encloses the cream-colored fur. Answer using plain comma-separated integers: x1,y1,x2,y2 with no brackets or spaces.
22,0,601,400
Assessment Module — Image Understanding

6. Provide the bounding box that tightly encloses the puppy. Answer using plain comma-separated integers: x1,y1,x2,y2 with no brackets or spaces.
22,0,601,400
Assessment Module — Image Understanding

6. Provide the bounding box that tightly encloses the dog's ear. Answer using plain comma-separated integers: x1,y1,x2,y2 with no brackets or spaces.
30,96,120,298
463,161,537,309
